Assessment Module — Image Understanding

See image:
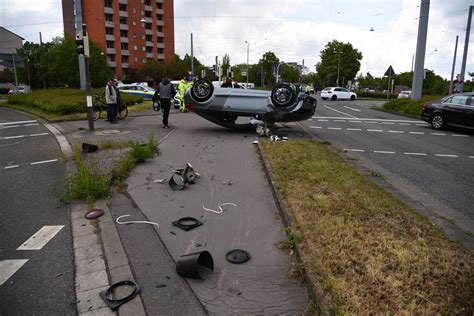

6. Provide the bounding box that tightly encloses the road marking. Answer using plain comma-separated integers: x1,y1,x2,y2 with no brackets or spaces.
349,120,362,123
30,159,58,165
344,149,365,152
435,154,459,158
373,151,395,154
452,134,469,138
313,117,423,123
3,125,20,128
0,120,37,126
431,133,446,136
3,135,25,140
399,123,411,126
409,131,425,135
323,105,358,118
309,126,322,129
0,260,29,286
328,127,342,130
380,122,395,125
388,130,404,133
367,129,383,132
334,120,346,122
416,123,427,126
24,123,40,127
30,133,49,137
366,121,379,124
317,119,329,122
469,156,474,159
347,128,362,131
404,152,427,156
343,105,361,112
17,226,64,250
4,165,20,169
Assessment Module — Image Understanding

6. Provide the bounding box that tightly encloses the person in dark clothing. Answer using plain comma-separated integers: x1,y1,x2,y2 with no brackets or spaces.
152,77,176,128
113,80,122,120
105,79,117,123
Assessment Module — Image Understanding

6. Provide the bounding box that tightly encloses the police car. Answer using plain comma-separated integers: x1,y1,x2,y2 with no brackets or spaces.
118,83,155,99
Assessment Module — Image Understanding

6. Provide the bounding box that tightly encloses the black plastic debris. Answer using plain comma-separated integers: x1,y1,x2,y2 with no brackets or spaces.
168,174,185,190
99,280,140,311
85,209,104,219
176,251,214,279
82,143,98,153
168,163,198,191
172,217,203,231
226,249,251,264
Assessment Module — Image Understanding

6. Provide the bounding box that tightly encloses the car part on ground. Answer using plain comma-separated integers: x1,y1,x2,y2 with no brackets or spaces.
99,280,141,311
168,163,198,191
85,209,104,219
172,217,203,231
185,79,317,132
226,249,251,264
82,143,98,153
176,251,214,279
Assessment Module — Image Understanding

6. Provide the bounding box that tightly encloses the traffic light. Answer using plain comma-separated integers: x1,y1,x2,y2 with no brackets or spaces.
75,35,90,57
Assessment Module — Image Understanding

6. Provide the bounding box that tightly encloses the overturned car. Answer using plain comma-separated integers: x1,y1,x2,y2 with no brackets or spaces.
184,79,317,131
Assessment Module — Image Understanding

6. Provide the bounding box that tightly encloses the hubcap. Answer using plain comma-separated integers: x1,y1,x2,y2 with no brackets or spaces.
432,116,443,128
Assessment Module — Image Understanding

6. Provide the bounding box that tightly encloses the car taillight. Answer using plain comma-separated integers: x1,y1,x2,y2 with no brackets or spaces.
327,91,332,94
186,103,193,110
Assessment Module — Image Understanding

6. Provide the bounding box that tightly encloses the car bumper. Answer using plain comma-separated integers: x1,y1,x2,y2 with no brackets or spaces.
420,112,431,123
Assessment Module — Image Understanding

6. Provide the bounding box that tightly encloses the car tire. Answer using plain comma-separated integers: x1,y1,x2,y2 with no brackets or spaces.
431,114,445,130
271,83,296,107
350,95,356,101
331,95,337,101
190,79,214,102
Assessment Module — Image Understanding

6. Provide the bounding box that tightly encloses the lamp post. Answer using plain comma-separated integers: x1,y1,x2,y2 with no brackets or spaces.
26,58,31,88
336,51,341,87
245,41,249,88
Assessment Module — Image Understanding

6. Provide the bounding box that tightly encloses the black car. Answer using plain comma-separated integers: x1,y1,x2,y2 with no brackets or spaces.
421,92,474,130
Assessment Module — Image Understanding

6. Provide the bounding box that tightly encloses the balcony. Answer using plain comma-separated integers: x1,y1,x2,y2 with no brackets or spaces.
157,53,165,60
146,41,154,47
121,50,130,56
106,35,115,41
106,48,116,54
119,11,128,18
104,7,114,14
144,5,152,11
156,8,163,14
107,61,117,67
146,53,155,58
119,24,129,30
156,0,163,3
122,63,130,68
156,31,164,37
157,43,165,48
120,37,129,43
145,29,154,35
119,0,128,3
105,21,115,28
156,20,164,26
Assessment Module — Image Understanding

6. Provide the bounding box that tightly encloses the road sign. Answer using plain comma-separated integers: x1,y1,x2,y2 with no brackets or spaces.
384,65,395,77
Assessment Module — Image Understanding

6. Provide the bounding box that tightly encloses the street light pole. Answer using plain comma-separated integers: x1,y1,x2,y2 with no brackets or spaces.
449,35,459,95
459,5,473,93
336,52,341,87
245,41,249,88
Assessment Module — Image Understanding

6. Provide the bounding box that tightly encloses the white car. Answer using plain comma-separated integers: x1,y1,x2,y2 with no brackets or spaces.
398,91,411,99
8,85,31,94
321,87,357,101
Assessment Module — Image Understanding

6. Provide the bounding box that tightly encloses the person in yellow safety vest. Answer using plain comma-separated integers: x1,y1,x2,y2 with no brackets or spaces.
177,77,189,112
305,84,311,94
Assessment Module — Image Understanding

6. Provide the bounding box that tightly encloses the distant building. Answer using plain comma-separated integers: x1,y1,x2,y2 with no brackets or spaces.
62,0,175,80
0,27,24,71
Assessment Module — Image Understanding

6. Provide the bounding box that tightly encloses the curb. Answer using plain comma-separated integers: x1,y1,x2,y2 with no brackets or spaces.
48,122,146,316
257,141,329,315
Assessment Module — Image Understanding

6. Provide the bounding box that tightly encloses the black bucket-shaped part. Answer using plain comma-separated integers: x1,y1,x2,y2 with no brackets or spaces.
82,143,98,153
176,250,214,279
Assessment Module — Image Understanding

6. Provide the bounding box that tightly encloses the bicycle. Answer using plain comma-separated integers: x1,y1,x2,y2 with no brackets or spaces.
93,95,128,121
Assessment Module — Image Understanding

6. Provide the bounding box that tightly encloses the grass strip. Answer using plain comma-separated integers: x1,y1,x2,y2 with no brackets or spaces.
261,140,474,315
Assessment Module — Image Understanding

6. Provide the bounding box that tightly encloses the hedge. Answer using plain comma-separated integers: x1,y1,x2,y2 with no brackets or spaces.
354,90,398,99
7,89,143,115
382,95,441,117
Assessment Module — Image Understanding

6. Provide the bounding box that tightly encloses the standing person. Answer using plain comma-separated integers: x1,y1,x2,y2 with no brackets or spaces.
153,77,176,128
105,79,117,123
305,84,311,95
177,77,188,112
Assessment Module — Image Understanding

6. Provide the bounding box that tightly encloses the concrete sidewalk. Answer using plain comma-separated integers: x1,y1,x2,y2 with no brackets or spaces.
57,109,312,314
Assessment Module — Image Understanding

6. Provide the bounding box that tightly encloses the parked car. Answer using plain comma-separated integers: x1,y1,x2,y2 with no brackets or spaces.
398,90,411,99
421,92,474,130
321,87,357,101
8,85,31,94
117,83,155,99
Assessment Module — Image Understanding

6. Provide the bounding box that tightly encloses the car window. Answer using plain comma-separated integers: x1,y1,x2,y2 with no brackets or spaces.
442,97,453,104
341,88,348,92
450,95,469,106
334,88,341,92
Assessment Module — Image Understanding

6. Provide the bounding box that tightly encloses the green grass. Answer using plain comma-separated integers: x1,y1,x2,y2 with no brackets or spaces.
381,95,441,117
261,140,474,315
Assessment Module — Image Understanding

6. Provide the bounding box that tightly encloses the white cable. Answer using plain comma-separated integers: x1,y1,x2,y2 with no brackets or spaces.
218,203,237,212
202,205,222,214
116,215,160,229
202,203,238,214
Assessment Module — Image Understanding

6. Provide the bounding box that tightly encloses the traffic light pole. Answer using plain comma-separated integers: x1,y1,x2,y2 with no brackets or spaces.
459,6,473,93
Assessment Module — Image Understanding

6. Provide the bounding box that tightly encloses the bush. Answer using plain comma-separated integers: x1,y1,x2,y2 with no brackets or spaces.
355,90,397,99
8,88,143,115
382,96,441,117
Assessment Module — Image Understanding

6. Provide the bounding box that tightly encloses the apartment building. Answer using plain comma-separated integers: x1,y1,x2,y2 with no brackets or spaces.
62,0,174,79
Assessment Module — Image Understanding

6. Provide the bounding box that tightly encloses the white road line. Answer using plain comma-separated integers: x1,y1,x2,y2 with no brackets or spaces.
334,120,346,122
328,127,342,130
347,128,362,131
0,260,29,286
367,129,383,132
409,132,425,135
4,165,20,169
30,159,58,165
3,125,20,128
431,133,446,136
344,149,365,152
416,123,428,126
404,152,427,156
349,120,362,123
452,134,469,138
373,151,395,154
323,105,358,118
309,126,322,129
17,226,64,250
0,120,37,126
312,117,422,123
365,121,378,124
469,156,474,159
399,123,411,126
388,130,404,133
317,119,329,122
3,135,25,140
343,105,361,112
435,154,459,158
24,123,40,127
380,122,395,125
30,133,49,137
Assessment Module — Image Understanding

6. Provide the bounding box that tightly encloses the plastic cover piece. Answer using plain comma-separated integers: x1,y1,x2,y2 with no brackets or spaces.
99,280,141,311
172,217,203,231
85,209,104,219
226,249,251,264
176,251,214,279
82,143,98,153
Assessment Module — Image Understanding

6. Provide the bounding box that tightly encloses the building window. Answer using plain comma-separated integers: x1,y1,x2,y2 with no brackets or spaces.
119,4,127,11
120,30,128,37
106,27,114,35
106,41,115,48
158,48,164,54
146,35,152,41
145,11,151,18
157,3,162,9
157,14,163,20
157,26,163,32
145,0,151,5
104,0,112,8
146,47,152,53
145,24,152,30
120,17,127,24
108,54,115,62
121,56,129,62
105,14,113,22
157,37,163,43
121,43,128,50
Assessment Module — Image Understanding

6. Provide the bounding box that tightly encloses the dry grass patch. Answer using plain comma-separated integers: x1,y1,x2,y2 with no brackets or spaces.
261,140,474,315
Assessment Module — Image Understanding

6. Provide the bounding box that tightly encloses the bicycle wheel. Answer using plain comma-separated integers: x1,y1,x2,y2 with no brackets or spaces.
117,105,128,120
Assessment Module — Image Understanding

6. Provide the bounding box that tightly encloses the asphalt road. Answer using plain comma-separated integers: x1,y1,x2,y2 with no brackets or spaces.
0,108,75,315
302,98,474,245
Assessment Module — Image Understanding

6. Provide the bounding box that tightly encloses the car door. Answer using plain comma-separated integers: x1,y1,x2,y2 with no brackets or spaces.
465,96,474,127
340,88,350,99
443,95,470,126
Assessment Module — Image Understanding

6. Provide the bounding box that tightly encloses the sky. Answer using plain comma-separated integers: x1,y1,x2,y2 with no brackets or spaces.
1,0,473,80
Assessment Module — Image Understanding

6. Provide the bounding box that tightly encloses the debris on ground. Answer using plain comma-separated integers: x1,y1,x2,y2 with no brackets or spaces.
172,217,203,231
202,203,237,214
82,143,98,153
99,280,140,311
116,215,159,229
176,251,214,279
226,249,251,264
153,179,165,183
85,209,104,219
169,163,198,191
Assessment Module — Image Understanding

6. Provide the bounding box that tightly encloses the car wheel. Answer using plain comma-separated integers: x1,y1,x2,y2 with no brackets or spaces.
271,83,296,107
350,95,356,101
190,79,214,102
431,114,444,130
331,95,337,101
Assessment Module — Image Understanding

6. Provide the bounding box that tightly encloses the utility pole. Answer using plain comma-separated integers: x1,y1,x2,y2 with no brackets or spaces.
411,0,430,100
411,54,414,72
75,25,94,131
336,52,341,86
74,0,86,90
12,54,18,88
245,41,249,88
449,35,459,95
459,5,473,93
26,58,31,88
190,33,194,77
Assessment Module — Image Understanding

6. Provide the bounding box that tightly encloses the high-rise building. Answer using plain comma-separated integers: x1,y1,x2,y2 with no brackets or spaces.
62,0,174,79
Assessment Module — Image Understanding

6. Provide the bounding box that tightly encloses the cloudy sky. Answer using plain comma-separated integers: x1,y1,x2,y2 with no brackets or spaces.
1,0,473,79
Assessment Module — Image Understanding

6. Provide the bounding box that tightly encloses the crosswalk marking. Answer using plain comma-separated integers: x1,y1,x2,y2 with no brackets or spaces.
17,226,64,250
0,259,29,285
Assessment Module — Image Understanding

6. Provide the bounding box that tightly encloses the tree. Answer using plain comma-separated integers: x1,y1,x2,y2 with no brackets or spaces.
221,54,231,79
422,69,447,95
316,40,362,87
258,51,280,86
0,69,15,83
280,64,300,83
